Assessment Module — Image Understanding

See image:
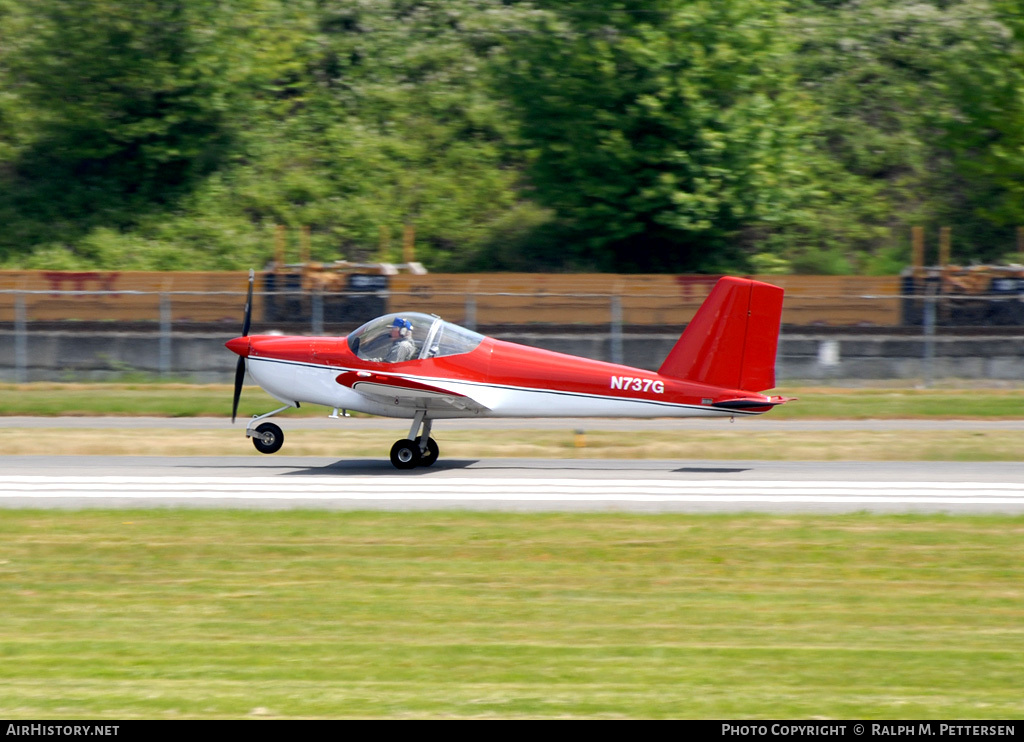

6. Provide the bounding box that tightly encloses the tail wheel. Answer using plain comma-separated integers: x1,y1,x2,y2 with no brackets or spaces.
252,422,284,454
390,439,420,470
416,436,439,467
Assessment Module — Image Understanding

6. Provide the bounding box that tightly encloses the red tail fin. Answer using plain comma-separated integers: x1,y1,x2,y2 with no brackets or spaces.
658,276,784,392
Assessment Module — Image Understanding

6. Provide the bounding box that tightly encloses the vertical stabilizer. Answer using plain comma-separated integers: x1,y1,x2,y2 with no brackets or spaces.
658,277,784,392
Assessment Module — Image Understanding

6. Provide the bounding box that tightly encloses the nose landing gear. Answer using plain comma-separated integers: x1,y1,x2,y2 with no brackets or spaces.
245,404,293,455
252,422,284,454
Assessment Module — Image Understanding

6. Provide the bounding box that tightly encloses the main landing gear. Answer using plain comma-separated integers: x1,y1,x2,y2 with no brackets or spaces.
245,405,438,470
389,410,439,470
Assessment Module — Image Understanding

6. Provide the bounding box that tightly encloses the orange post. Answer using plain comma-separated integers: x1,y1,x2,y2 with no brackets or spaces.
911,226,925,275
274,225,286,269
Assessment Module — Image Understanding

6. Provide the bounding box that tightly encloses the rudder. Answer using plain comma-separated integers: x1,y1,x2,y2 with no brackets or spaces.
658,276,784,392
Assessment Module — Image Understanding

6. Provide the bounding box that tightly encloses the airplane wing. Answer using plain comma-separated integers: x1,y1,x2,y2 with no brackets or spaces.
335,371,492,413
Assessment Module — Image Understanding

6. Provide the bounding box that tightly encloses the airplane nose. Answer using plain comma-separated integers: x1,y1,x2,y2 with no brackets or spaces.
225,336,250,357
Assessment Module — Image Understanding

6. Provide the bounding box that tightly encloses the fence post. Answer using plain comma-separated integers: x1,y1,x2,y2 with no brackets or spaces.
311,287,324,335
911,226,925,269
465,280,478,331
159,290,172,378
610,292,623,366
14,290,27,383
922,272,938,388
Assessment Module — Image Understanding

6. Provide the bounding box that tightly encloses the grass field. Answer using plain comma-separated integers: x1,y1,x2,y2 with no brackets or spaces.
7,426,1024,461
3,383,1024,718
3,382,1024,460
2,382,1024,420
1,510,1023,719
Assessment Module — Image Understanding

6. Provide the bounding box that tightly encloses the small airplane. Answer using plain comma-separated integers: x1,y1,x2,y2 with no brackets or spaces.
226,272,792,469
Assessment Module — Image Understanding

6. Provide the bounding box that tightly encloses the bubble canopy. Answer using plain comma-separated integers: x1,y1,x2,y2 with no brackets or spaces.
346,312,485,363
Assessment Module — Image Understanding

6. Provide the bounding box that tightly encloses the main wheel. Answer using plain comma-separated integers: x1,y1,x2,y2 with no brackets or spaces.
252,422,284,454
390,438,419,470
415,436,439,467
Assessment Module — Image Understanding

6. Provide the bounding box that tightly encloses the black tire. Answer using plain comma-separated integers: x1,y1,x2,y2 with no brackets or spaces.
415,436,439,467
390,438,420,470
252,422,284,454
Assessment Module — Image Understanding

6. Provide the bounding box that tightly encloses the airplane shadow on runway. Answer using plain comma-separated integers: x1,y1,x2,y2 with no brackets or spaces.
276,462,752,476
179,459,480,475
281,459,482,476
180,460,750,476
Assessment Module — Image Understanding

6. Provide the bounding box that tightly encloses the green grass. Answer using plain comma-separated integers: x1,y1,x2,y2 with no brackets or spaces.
768,386,1024,419
1,510,1022,719
0,383,262,418
3,384,1023,718
2,382,1024,419
7,426,1024,461
5,382,1024,460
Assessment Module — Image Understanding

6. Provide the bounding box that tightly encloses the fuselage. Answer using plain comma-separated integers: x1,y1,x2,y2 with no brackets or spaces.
229,333,778,420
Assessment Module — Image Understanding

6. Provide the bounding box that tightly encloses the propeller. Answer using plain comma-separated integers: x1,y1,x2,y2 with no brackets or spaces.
241,268,253,338
231,269,254,423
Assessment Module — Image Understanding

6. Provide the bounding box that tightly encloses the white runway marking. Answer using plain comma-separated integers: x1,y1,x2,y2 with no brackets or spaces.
3,476,1024,508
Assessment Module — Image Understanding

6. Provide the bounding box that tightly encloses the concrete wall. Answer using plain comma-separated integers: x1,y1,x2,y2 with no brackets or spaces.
2,329,1022,384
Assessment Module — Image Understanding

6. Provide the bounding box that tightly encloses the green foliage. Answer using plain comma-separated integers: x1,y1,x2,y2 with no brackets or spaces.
789,0,1024,266
749,252,792,275
0,1,236,258
938,0,1024,255
0,1,1022,273
494,0,811,271
0,0,532,270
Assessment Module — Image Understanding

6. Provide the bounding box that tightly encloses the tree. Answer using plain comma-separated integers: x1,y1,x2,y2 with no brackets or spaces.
0,0,235,259
788,0,1024,267
493,0,814,272
938,0,1024,258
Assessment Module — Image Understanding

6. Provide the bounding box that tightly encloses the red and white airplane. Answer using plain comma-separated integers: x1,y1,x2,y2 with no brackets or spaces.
226,273,792,469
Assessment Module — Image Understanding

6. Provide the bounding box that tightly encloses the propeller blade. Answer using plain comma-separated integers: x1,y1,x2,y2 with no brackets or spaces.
231,356,245,423
241,268,254,338
232,269,254,423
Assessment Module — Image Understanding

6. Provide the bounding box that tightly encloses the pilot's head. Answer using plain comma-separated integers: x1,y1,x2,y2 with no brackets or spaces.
391,317,413,338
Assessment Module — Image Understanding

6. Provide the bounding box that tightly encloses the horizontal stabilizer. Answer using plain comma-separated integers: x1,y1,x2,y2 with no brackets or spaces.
710,395,795,411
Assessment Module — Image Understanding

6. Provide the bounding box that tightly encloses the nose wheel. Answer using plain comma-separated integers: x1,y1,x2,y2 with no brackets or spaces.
252,422,284,454
241,404,293,455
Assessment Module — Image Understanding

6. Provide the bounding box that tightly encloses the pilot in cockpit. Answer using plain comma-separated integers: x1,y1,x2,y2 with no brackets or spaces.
383,317,417,363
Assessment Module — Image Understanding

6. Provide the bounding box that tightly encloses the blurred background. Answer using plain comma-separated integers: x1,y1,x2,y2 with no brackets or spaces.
0,0,1022,276
3,0,1024,384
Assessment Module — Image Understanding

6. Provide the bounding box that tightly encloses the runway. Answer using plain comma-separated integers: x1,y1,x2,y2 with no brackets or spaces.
4,455,1024,514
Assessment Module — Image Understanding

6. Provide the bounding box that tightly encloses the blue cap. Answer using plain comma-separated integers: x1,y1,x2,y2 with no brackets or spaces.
391,317,412,331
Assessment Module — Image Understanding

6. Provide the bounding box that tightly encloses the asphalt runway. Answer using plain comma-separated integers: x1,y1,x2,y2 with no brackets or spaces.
4,452,1024,514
